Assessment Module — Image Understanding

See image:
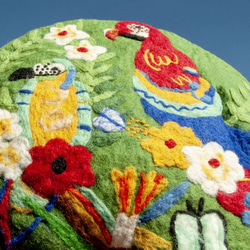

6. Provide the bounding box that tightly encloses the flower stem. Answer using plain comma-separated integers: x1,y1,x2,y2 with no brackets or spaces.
23,195,90,250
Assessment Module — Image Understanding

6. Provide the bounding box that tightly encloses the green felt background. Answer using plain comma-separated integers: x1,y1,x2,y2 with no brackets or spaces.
0,19,250,249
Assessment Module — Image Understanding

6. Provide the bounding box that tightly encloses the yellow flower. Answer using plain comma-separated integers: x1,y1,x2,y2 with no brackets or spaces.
141,122,202,169
111,166,137,215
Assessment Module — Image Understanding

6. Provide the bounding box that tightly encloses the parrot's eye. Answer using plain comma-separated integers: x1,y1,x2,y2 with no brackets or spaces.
127,24,149,38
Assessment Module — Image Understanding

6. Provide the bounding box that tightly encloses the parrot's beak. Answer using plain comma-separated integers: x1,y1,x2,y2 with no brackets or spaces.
104,28,120,40
8,68,35,81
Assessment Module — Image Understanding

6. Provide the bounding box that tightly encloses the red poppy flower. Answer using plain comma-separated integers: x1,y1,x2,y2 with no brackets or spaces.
22,138,95,199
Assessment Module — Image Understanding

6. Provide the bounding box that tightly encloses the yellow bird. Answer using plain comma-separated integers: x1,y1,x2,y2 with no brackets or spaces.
10,58,92,147
29,70,78,146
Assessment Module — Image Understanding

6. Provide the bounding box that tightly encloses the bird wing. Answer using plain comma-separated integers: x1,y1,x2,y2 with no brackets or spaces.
135,42,201,91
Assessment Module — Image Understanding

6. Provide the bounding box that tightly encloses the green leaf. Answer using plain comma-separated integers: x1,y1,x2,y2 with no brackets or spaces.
94,52,116,63
89,90,117,105
229,88,244,107
93,76,114,86
0,49,10,61
76,19,84,31
28,29,39,43
74,60,95,72
17,41,33,51
226,116,238,126
23,196,91,250
12,39,23,50
237,113,250,123
92,95,125,114
0,87,18,112
242,80,250,92
238,85,250,100
0,61,23,73
227,101,237,115
91,64,113,76
91,129,121,147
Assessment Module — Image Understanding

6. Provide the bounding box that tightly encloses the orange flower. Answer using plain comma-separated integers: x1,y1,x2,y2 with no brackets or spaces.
110,166,171,249
111,166,168,216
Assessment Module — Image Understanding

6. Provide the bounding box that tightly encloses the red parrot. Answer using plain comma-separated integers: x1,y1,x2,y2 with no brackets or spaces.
105,21,214,105
105,21,250,227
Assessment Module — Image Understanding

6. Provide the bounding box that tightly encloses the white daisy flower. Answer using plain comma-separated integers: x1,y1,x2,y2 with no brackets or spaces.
44,24,90,45
0,137,32,181
64,40,107,60
182,142,245,196
0,109,22,141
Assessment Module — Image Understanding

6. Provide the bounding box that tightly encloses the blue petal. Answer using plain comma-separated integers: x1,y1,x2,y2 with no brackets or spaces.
244,192,250,209
93,108,126,133
139,181,190,225
242,210,250,227
0,179,9,202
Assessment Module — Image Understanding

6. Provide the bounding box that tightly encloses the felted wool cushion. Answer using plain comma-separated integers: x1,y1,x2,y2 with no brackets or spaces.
0,19,249,250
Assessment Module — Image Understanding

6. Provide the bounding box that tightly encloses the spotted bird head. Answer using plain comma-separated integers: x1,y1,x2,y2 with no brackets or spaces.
104,21,154,41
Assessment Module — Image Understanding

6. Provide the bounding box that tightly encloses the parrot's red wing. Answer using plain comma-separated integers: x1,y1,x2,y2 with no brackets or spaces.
135,40,200,90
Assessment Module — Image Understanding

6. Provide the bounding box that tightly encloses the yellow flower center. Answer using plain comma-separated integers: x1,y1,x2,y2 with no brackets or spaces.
0,118,12,136
201,153,229,181
0,146,21,167
53,27,76,39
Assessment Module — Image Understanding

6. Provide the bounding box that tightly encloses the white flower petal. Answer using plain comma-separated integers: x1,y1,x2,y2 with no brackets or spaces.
203,141,224,153
187,164,206,183
93,46,107,54
223,150,239,165
79,39,91,46
0,109,22,141
50,27,60,33
182,145,202,162
218,180,237,194
55,38,74,46
5,167,22,181
65,24,77,30
185,141,244,197
43,33,54,40
0,136,32,181
201,180,219,196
